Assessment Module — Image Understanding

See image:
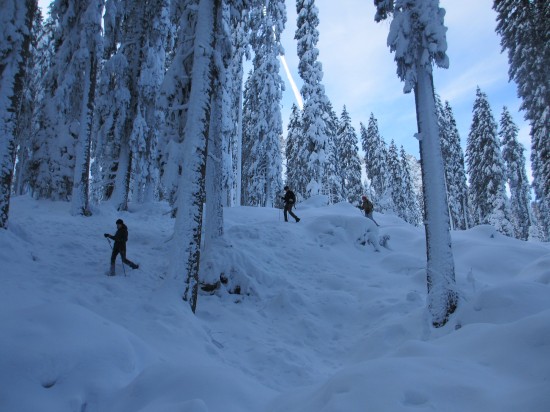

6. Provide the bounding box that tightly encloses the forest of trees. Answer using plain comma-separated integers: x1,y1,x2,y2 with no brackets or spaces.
1,0,548,318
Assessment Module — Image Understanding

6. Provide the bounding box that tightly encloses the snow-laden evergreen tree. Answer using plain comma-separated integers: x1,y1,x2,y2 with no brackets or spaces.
204,0,233,245
360,115,391,210
407,153,424,222
387,140,406,218
295,0,330,198
27,13,56,199
69,0,105,216
437,97,471,230
222,7,248,207
320,101,340,204
400,146,421,225
171,0,218,313
90,0,125,203
285,103,306,198
499,106,531,240
11,6,42,197
466,88,514,237
93,0,169,211
241,70,257,206
336,106,363,204
494,0,549,240
32,0,104,204
241,0,285,207
146,0,195,211
375,0,458,327
0,0,37,228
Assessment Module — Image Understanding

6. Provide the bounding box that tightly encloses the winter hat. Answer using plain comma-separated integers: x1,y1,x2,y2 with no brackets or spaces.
116,219,124,225
362,195,367,200
284,186,289,190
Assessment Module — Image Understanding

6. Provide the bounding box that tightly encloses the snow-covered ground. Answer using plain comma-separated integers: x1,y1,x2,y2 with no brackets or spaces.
1,195,549,412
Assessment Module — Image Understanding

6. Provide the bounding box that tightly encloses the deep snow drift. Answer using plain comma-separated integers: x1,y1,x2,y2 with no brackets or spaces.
1,195,549,411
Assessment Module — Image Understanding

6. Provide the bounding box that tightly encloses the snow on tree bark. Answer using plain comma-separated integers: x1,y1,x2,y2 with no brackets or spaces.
0,0,36,229
414,64,458,327
70,0,104,216
375,0,458,327
172,0,216,313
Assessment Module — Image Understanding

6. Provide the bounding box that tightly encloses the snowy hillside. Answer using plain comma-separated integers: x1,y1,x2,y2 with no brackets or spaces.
1,196,549,412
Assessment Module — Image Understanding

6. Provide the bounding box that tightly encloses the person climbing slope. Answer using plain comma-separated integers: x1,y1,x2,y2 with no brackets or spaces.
282,186,300,223
104,219,139,275
361,195,379,226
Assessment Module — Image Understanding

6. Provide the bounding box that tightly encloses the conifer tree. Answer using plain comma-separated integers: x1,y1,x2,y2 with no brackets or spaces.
323,102,341,204
241,0,285,207
92,0,169,211
494,0,549,240
336,106,363,204
11,6,42,197
27,14,56,199
500,106,531,240
70,0,105,216
222,8,249,207
360,115,390,209
437,98,471,230
32,0,104,206
400,147,421,225
295,0,330,198
240,70,256,206
387,140,405,218
0,0,37,228
285,103,306,198
466,88,514,237
375,0,458,327
155,0,199,210
171,0,219,313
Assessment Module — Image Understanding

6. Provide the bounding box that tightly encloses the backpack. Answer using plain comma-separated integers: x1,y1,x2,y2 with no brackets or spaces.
364,198,373,213
287,190,296,204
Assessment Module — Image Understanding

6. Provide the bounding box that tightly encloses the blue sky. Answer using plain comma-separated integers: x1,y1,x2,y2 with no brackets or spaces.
36,0,530,174
280,0,530,170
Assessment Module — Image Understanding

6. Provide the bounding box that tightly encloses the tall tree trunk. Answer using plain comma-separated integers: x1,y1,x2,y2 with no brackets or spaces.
112,143,131,211
414,61,458,327
235,81,243,206
173,0,216,313
0,0,36,229
205,64,224,245
71,53,97,216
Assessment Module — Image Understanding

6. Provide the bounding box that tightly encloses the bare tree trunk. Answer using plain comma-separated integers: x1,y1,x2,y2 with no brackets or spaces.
414,61,458,327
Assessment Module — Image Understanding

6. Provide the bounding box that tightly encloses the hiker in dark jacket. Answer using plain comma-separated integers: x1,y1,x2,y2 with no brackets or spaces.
282,186,300,223
361,195,379,226
104,219,139,275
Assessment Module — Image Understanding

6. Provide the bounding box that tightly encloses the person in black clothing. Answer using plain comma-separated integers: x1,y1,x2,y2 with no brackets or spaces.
282,186,300,223
104,219,139,275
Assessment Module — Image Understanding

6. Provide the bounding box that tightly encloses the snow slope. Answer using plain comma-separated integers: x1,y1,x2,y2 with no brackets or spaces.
1,195,549,411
